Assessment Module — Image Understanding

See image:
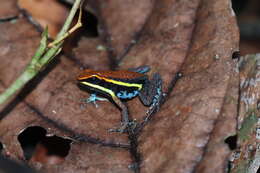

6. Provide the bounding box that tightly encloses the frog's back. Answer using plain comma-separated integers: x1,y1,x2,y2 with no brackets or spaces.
78,69,147,83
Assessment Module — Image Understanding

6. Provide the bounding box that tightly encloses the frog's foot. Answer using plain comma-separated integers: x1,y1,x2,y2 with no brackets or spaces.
128,119,138,130
108,122,128,133
147,87,163,113
146,72,183,113
81,94,108,108
108,120,137,133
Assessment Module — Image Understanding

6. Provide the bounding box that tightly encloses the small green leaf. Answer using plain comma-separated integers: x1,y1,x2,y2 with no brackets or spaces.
238,112,258,141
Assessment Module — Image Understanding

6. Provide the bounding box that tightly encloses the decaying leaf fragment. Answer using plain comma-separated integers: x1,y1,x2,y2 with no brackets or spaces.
230,54,260,173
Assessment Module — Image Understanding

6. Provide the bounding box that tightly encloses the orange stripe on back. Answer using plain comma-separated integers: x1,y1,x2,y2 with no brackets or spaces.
77,69,144,80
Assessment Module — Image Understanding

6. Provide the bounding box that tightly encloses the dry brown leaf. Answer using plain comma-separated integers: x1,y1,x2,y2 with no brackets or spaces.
0,0,240,173
88,0,155,61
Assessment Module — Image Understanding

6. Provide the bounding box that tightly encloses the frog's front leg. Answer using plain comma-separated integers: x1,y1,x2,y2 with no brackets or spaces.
108,96,138,133
108,96,130,133
81,93,108,108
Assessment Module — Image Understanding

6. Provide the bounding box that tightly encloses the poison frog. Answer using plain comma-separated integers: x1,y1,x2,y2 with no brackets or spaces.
77,66,180,132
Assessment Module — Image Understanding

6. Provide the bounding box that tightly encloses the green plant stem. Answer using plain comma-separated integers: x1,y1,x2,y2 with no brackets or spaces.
0,69,37,105
56,0,82,39
0,0,83,105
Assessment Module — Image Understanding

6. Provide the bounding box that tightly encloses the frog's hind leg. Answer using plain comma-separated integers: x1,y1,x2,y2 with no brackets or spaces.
139,73,163,107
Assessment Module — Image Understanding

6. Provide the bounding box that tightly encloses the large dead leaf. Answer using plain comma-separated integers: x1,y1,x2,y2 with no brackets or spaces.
0,0,239,173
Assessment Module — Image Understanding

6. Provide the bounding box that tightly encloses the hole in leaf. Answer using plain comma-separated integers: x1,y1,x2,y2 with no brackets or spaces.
224,135,237,150
82,10,99,37
18,126,47,160
18,126,72,164
57,0,98,37
232,51,240,60
40,135,71,157
61,8,99,53
31,135,72,165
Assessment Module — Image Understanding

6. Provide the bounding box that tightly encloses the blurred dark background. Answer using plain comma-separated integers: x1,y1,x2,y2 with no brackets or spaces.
232,0,260,55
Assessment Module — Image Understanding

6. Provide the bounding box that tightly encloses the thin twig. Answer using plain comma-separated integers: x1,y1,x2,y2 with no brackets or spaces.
0,0,83,105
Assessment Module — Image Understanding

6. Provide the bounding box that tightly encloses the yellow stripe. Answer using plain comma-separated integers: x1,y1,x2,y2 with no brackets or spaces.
100,77,142,90
80,75,143,90
80,81,116,97
105,78,142,89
